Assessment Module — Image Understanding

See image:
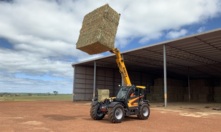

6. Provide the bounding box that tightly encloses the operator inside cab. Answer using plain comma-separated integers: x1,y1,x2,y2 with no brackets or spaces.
129,89,136,98
130,92,135,97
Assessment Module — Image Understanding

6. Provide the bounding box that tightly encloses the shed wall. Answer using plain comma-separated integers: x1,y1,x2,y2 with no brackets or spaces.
73,66,122,101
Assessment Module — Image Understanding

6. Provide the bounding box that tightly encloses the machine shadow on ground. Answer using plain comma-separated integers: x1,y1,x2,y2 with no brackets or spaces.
43,114,77,121
82,115,143,124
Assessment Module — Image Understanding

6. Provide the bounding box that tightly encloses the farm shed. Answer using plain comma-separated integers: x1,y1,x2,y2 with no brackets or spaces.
72,29,221,105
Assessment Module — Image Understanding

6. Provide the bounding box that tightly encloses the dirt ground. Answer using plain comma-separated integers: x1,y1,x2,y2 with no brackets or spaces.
0,101,221,132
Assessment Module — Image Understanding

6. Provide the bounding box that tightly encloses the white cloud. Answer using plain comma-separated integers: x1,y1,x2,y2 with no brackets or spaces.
166,29,188,39
139,32,163,44
111,0,221,43
0,0,221,93
197,27,206,33
0,49,71,77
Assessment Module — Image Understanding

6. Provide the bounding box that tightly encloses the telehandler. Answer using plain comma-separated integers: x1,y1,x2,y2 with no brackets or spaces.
90,48,150,123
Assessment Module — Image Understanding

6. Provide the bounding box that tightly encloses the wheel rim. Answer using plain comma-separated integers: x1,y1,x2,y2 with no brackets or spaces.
96,106,103,117
97,112,103,117
142,107,149,117
115,108,123,120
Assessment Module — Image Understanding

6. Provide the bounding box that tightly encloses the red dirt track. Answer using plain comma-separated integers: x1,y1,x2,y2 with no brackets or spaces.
0,101,221,132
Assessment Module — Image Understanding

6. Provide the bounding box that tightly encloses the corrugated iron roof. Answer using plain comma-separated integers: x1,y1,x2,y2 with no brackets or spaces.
73,28,221,78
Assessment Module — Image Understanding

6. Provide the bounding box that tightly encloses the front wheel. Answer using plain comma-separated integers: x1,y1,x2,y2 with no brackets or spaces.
90,103,105,120
108,104,124,123
137,104,150,120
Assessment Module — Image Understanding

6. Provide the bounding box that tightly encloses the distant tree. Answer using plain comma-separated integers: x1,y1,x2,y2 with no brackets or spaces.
53,91,58,95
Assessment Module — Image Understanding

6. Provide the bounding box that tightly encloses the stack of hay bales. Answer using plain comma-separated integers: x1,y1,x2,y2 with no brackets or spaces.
151,78,164,102
76,4,120,54
98,89,110,101
190,79,209,102
214,84,221,102
167,79,185,102
147,78,185,102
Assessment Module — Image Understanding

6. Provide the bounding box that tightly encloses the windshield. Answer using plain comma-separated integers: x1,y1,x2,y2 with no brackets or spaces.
116,87,129,99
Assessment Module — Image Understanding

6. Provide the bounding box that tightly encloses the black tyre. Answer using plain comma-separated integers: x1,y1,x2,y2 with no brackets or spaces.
90,103,105,120
108,104,124,123
137,104,150,120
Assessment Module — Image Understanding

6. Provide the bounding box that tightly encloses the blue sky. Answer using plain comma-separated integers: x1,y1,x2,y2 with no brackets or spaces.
0,0,221,93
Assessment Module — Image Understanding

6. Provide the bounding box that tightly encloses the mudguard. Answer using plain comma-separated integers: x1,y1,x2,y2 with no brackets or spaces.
91,101,99,106
140,100,150,106
108,102,122,108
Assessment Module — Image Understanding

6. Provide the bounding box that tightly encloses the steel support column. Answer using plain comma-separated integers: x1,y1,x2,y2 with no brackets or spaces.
188,75,191,101
93,61,96,99
163,45,167,107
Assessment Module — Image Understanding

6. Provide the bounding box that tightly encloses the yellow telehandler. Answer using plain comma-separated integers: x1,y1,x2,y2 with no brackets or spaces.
90,48,150,123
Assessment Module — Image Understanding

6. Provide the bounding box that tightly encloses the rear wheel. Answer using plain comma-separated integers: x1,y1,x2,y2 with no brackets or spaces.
108,104,124,123
137,104,150,120
90,103,105,120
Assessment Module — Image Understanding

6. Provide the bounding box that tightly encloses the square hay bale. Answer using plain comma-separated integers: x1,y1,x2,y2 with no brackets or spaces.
98,89,110,95
198,94,208,102
98,89,109,101
214,95,221,102
98,95,110,102
76,4,120,54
